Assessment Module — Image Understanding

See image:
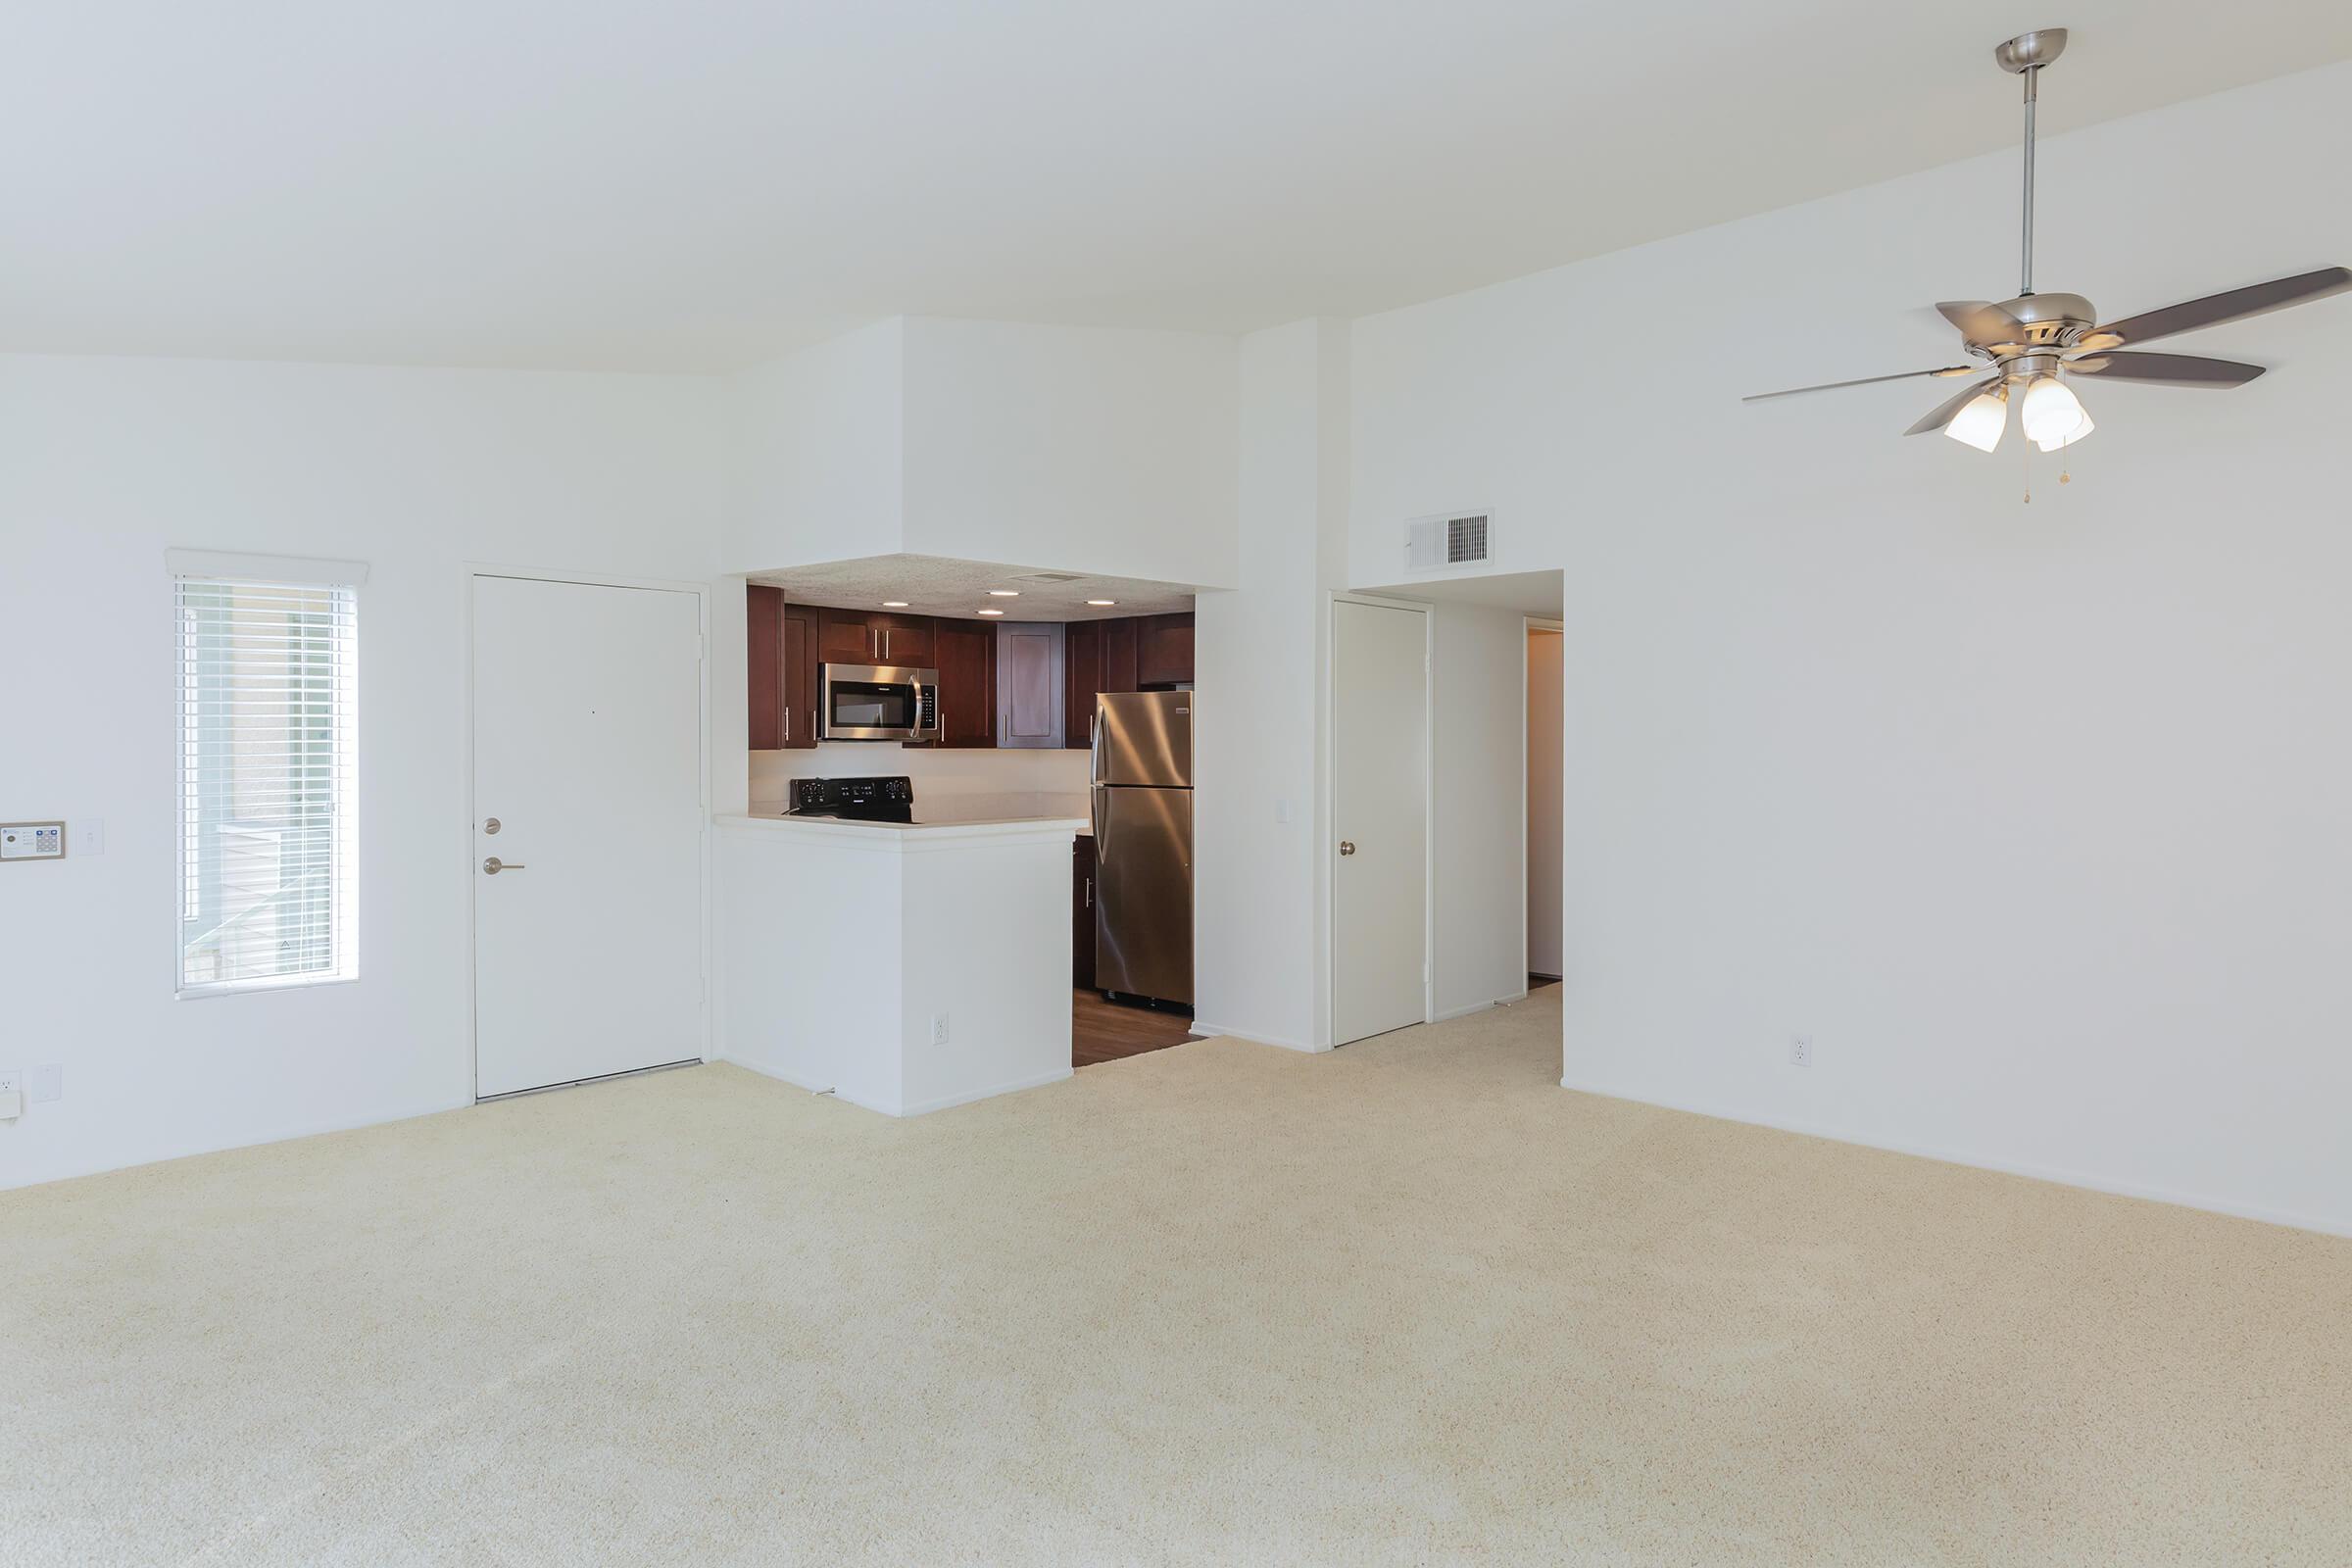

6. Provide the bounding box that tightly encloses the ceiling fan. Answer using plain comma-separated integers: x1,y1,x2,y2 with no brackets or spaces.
1745,27,2351,454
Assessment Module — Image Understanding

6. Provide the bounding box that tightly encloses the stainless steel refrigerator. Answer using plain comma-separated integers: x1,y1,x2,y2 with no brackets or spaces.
1091,690,1193,1005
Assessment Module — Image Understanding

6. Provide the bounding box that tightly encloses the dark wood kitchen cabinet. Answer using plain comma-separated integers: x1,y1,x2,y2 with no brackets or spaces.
1072,833,1097,989
781,603,818,749
1063,619,1102,750
815,607,935,666
815,606,878,663
1062,612,1192,748
929,617,996,749
748,589,820,750
747,585,784,751
1135,612,1195,687
1100,617,1140,696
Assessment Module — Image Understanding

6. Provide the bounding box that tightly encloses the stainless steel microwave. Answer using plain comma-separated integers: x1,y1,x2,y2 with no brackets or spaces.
817,662,941,742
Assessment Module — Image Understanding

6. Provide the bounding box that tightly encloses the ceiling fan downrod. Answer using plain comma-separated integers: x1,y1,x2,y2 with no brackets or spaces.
1996,28,2067,297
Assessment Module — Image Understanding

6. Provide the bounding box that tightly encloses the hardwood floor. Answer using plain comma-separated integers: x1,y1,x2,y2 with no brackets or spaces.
1073,989,1197,1068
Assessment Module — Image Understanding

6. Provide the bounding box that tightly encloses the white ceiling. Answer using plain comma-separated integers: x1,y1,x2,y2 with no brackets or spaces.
753,555,1198,621
1356,570,1564,618
8,3,2349,372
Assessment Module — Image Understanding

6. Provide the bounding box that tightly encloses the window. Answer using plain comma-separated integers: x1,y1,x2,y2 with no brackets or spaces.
174,566,359,994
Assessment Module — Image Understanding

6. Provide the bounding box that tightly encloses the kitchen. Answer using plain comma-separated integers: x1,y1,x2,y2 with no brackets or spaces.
715,558,1200,1113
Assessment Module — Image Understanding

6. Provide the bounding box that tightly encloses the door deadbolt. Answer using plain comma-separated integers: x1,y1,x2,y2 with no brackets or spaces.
483,817,502,835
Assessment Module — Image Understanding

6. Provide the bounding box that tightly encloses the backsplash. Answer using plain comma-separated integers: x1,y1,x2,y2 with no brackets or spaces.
749,744,1090,806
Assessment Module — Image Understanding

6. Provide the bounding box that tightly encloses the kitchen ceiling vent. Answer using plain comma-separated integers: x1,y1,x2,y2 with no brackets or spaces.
1013,571,1087,583
1405,511,1493,571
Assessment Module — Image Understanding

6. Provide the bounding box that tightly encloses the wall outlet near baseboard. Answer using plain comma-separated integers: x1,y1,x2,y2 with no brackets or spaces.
930,1013,950,1046
1789,1035,1813,1067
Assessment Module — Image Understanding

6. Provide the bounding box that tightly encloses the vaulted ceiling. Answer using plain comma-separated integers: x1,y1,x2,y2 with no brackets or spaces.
8,1,2348,371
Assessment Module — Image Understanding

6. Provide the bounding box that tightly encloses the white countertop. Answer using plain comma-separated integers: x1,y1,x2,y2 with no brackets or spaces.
718,801,1088,845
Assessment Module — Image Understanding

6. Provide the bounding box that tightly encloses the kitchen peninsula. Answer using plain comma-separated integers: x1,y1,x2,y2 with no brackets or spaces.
714,791,1086,1116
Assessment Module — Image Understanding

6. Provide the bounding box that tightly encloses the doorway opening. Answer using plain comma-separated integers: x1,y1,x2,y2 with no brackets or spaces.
1526,618,1564,991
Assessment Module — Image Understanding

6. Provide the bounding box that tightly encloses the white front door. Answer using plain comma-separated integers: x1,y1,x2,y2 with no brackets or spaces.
1332,599,1428,1045
472,574,705,1098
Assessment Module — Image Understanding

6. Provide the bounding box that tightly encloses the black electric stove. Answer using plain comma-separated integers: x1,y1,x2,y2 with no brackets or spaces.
787,774,914,823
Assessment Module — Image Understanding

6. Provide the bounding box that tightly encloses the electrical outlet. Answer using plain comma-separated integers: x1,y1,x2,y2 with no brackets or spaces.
1789,1035,1813,1067
930,1013,950,1046
0,1070,17,1098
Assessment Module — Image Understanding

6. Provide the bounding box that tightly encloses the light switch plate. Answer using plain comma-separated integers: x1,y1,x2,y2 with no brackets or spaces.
29,1064,62,1103
1,822,67,861
73,819,105,856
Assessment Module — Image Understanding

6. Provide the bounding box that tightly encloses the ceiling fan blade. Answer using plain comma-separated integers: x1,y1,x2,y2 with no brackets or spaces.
2065,351,2264,387
2085,266,2352,349
1936,300,2024,341
1903,375,2001,437
1742,366,1976,403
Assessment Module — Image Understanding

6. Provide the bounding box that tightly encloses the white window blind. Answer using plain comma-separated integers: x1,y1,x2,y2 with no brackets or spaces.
175,575,358,994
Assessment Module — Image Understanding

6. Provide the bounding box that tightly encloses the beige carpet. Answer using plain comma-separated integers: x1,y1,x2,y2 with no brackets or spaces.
5,989,2348,1566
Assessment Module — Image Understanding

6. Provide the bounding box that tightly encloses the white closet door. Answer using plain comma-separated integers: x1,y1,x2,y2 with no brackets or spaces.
1332,600,1428,1045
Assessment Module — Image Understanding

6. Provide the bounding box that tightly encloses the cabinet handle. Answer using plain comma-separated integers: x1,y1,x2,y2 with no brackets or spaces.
783,706,790,743
1084,877,1092,908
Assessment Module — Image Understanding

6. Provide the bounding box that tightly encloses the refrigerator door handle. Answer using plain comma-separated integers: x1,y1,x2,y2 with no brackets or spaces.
1091,787,1107,863
1089,702,1104,786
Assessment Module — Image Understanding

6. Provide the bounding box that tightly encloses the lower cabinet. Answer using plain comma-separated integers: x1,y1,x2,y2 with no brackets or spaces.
1073,833,1097,990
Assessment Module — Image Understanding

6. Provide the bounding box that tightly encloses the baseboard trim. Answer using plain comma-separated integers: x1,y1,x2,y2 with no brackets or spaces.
899,1067,1073,1117
722,1055,1071,1118
1432,991,1527,1024
1555,1074,2351,1239
3,1095,477,1193
1190,1020,1321,1053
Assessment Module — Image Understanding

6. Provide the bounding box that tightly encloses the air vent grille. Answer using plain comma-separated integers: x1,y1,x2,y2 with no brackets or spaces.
1014,571,1086,583
1405,511,1494,571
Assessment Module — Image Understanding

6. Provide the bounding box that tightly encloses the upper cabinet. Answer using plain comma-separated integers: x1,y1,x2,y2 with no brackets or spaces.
759,597,1188,755
748,588,819,751
1136,613,1194,689
814,608,934,666
931,619,996,749
748,585,785,751
1061,612,1191,749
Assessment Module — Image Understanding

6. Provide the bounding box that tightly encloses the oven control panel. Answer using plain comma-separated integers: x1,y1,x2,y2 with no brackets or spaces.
790,776,914,816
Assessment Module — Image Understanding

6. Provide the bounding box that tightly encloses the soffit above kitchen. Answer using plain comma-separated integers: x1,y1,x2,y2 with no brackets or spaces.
749,555,1199,622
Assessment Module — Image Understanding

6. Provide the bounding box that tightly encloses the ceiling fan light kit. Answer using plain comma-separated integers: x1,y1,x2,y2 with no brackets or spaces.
1743,27,2352,464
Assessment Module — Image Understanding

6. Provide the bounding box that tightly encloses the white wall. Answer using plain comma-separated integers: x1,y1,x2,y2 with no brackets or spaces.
1527,629,1564,977
1194,319,1348,1051
724,316,1240,588
722,318,905,573
0,354,724,1189
900,317,1240,589
1348,63,2352,1233
1428,602,1532,1019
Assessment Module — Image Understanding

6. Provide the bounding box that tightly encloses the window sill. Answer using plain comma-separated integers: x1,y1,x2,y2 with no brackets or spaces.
175,974,363,1002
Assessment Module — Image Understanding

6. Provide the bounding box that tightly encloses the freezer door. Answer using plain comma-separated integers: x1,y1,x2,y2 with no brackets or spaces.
1094,785,1193,1005
1093,691,1193,788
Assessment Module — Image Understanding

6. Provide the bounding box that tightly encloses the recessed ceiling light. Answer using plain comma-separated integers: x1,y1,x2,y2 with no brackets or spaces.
977,608,1004,616
988,589,1020,597
1086,599,1116,607
881,601,908,608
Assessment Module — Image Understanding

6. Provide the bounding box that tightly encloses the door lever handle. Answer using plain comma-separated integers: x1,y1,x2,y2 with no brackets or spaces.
482,857,526,874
